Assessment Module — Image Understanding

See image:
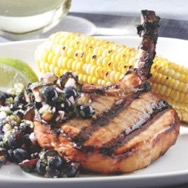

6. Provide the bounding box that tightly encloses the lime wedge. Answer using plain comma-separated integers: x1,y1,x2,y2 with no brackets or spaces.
0,57,38,91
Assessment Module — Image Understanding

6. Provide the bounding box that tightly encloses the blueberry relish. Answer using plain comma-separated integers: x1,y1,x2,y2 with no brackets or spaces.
0,72,95,178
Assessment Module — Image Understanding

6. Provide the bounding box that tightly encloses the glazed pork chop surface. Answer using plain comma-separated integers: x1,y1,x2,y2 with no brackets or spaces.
34,10,180,174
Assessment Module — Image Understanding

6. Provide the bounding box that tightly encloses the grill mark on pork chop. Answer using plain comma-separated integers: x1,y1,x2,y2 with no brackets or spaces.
70,91,169,151
100,107,171,157
81,92,167,147
72,92,141,146
112,109,179,161
60,95,120,131
80,97,170,152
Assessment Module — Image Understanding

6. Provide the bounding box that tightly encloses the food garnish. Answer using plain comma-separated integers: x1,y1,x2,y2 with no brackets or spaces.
0,58,38,91
0,73,85,178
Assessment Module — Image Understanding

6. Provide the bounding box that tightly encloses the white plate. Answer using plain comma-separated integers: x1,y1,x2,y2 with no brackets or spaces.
0,36,188,188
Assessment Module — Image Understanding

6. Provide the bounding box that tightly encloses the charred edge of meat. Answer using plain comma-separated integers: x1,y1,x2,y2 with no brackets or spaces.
71,92,142,148
82,84,120,95
136,81,151,92
83,80,151,95
135,10,160,80
82,10,160,95
137,10,160,42
81,87,106,95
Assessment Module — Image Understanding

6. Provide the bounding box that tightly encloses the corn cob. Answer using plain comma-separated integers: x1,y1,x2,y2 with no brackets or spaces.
35,32,188,123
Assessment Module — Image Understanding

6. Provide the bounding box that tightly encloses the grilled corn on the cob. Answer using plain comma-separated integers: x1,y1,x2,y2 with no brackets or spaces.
35,32,188,122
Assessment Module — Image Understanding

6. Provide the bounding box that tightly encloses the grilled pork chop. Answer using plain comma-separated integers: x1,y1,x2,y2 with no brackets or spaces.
34,10,180,174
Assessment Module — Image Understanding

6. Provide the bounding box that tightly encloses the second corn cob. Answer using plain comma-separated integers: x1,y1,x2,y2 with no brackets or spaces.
35,32,188,123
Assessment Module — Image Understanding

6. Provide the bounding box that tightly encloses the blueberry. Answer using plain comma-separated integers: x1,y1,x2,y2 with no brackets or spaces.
13,110,24,119
36,150,75,178
0,120,4,133
13,148,28,163
63,163,80,177
24,134,32,148
59,98,73,112
63,87,78,99
78,105,95,118
24,84,35,103
42,86,58,105
0,134,3,141
24,134,41,154
0,91,9,105
48,155,63,170
13,94,27,110
7,130,24,149
38,150,63,176
7,149,14,162
44,149,58,158
46,166,61,178
36,159,47,175
34,102,42,110
20,123,32,134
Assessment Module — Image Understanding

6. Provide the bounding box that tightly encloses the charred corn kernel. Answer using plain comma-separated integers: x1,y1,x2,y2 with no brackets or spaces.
35,32,188,122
